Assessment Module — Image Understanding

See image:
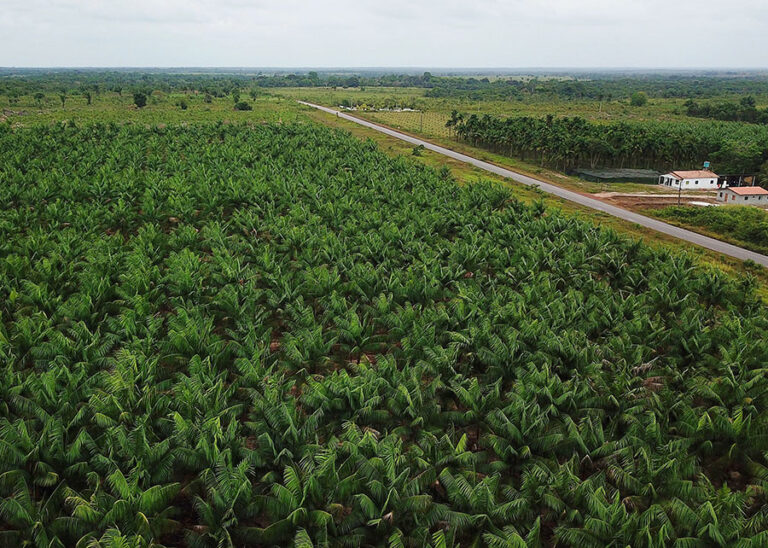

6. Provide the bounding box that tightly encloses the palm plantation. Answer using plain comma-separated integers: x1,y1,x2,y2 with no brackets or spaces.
1,122,768,546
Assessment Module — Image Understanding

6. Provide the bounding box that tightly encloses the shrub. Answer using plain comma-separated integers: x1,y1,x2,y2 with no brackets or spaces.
630,91,648,107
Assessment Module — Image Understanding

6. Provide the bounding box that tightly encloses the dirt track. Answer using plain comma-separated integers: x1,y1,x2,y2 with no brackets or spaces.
598,194,719,210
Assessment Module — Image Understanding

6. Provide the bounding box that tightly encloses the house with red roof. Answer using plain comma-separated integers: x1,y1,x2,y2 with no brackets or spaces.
717,186,768,206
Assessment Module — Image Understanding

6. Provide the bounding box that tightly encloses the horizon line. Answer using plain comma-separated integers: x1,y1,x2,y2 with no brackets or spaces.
3,66,768,72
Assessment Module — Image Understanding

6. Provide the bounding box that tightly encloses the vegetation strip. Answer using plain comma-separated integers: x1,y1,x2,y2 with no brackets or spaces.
447,112,768,174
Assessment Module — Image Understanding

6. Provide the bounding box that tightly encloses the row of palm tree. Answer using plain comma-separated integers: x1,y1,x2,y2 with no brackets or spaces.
446,111,768,173
1,121,768,546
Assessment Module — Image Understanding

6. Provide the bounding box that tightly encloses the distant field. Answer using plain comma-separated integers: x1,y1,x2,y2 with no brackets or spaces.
0,92,300,126
7,85,759,131
0,87,733,196
274,86,732,124
365,110,453,139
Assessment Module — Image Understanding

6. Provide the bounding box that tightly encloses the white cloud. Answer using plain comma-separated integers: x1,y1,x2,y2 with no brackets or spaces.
0,0,765,67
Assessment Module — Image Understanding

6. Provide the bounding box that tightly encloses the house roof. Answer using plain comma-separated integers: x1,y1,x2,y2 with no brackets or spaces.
727,186,768,196
667,170,719,179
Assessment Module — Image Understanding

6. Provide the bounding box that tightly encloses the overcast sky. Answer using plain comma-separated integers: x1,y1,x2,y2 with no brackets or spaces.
1,0,766,68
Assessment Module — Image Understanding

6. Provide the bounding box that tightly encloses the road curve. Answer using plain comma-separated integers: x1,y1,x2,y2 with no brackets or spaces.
299,101,768,267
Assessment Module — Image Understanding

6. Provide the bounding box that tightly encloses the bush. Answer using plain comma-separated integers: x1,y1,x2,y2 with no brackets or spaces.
149,90,166,105
630,91,648,107
133,92,147,108
234,101,252,111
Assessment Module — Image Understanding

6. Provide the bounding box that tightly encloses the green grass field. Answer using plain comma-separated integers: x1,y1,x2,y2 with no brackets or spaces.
1,88,679,196
1,92,300,126
272,86,753,124
365,111,454,139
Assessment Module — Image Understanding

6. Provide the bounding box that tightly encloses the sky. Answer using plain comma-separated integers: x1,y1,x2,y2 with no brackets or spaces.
1,0,766,68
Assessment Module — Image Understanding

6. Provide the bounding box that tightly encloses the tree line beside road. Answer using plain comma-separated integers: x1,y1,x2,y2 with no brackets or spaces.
448,111,768,175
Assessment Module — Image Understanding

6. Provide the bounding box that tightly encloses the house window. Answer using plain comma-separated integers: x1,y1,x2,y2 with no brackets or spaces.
719,192,723,198
695,180,699,185
745,197,749,201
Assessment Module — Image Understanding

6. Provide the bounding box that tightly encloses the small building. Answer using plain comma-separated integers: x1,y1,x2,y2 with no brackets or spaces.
719,174,757,188
659,170,720,189
717,186,768,205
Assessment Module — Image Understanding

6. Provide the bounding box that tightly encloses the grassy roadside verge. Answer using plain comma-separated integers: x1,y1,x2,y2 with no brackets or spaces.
647,205,768,256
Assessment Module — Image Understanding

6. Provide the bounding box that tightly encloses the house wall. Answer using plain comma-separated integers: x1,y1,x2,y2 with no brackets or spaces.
680,177,718,189
717,190,768,205
659,175,720,189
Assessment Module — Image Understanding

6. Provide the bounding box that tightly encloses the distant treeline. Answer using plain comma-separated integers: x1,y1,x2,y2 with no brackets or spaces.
4,70,768,102
447,112,768,174
685,97,768,124
0,70,436,99
338,97,419,110
426,76,768,101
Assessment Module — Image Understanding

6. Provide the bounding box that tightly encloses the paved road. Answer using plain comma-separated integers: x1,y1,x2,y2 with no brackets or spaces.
300,101,768,267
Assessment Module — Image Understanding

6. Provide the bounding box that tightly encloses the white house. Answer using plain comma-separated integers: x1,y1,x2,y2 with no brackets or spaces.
717,186,768,205
659,170,720,190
